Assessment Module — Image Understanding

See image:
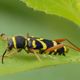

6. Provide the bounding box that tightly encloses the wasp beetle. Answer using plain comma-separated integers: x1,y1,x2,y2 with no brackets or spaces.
1,33,80,63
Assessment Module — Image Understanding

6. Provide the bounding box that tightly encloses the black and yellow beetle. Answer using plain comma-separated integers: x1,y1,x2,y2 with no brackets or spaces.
1,33,80,63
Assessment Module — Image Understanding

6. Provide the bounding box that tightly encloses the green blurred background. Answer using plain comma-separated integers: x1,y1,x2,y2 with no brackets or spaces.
0,0,80,80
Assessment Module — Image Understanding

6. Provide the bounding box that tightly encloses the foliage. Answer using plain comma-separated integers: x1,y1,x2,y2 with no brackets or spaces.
22,0,80,25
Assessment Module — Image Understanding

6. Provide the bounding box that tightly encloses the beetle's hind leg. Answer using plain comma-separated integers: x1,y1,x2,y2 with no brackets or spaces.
54,38,80,52
54,38,66,43
45,44,64,53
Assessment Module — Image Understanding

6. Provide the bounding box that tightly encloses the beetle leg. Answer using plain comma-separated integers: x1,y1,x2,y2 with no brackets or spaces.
65,45,80,52
54,38,80,52
31,49,41,61
54,38,66,43
45,44,64,52
64,39,80,52
17,49,22,52
24,48,30,53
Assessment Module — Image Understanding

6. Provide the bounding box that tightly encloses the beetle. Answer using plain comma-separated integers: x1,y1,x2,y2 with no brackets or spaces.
1,33,80,63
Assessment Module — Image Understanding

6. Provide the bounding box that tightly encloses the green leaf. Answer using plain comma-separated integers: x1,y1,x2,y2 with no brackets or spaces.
0,0,80,79
1,63,80,80
22,0,80,25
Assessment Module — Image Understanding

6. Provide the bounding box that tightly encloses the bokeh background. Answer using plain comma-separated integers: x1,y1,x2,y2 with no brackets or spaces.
0,0,80,80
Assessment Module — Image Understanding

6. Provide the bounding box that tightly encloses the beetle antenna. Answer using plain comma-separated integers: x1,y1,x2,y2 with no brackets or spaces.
2,49,8,64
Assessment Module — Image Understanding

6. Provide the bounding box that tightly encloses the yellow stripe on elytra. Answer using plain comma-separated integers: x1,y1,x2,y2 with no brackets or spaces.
37,39,47,50
12,37,17,48
53,41,57,52
63,46,67,52
32,40,36,48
